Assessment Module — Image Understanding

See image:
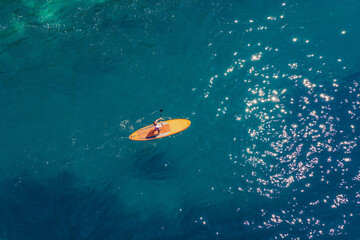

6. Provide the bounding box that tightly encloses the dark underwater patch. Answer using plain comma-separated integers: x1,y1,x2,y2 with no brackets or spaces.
0,172,133,240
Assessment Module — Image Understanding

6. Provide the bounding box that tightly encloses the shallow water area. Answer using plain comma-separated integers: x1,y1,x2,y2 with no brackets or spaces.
1,0,360,239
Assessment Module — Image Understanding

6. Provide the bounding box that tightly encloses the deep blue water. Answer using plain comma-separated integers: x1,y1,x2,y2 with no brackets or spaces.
1,0,360,239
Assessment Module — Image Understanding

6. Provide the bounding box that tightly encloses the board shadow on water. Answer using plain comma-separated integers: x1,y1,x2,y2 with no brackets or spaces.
131,149,174,181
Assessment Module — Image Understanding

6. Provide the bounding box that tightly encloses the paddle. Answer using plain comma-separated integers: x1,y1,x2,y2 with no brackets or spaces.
159,108,171,121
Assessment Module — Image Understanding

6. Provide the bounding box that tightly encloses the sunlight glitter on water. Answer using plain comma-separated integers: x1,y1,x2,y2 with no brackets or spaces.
197,3,360,236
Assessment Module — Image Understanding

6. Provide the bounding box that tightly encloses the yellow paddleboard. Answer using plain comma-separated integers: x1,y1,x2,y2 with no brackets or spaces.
129,119,191,141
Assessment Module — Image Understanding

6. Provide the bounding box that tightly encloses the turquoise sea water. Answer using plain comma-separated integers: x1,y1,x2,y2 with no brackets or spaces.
1,0,360,239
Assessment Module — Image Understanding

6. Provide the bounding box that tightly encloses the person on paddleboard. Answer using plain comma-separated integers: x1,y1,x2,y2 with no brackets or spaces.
153,117,163,134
